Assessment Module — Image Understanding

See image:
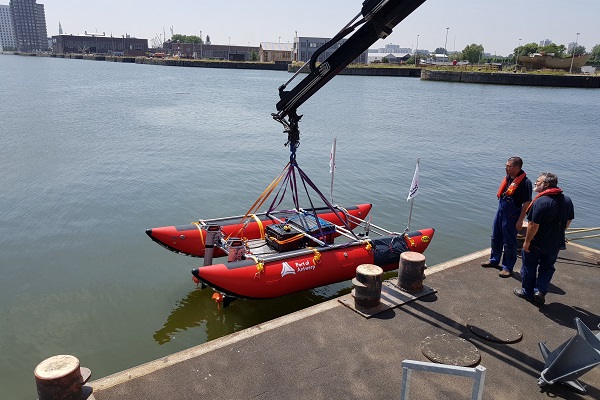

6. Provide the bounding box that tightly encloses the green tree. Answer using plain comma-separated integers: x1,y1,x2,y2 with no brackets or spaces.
381,57,389,63
588,44,600,65
434,47,446,54
171,34,203,44
250,50,258,61
514,42,538,57
462,44,484,64
539,43,566,57
572,45,586,56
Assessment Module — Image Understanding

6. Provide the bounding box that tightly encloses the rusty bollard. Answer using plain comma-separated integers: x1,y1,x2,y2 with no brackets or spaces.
352,264,383,308
398,251,427,292
34,355,92,400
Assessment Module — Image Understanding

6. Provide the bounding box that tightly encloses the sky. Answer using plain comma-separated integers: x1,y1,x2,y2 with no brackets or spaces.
42,0,599,56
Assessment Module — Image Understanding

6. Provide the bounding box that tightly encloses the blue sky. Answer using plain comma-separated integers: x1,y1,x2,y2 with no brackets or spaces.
44,0,599,56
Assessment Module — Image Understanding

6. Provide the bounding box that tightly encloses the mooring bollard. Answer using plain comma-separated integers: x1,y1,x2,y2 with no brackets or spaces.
398,251,426,292
34,355,92,400
352,264,383,308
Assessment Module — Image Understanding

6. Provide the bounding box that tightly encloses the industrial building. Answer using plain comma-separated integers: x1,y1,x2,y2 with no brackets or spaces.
52,33,148,56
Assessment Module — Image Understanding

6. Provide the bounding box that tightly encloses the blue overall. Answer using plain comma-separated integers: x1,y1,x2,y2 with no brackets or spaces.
520,193,574,298
490,196,520,271
520,246,558,298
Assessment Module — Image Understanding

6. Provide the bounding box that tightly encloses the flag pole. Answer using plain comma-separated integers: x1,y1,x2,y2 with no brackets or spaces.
329,137,337,204
406,157,420,232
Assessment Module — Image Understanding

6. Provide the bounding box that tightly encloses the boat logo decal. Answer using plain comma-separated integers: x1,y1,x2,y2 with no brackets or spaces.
281,259,315,277
281,262,296,277
421,235,430,243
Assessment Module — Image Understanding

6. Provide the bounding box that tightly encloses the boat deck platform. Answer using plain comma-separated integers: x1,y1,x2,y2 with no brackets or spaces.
91,243,600,399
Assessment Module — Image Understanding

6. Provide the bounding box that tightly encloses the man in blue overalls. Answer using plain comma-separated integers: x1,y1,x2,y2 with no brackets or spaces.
482,157,532,277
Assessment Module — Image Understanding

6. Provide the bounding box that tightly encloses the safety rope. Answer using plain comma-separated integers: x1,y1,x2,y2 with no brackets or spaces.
566,227,600,234
567,233,600,241
565,227,600,241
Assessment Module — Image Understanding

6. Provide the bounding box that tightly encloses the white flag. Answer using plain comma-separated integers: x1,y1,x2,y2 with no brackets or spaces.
407,159,420,201
329,138,337,174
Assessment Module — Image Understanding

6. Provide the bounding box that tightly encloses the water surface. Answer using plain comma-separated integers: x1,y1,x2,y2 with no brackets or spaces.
1,55,598,399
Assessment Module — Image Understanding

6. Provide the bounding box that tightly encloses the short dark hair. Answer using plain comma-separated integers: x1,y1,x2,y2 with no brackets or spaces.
508,157,523,169
539,172,558,187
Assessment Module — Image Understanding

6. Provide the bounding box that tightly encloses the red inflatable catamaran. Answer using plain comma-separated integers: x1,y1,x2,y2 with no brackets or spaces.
189,221,434,300
147,1,434,304
146,204,373,258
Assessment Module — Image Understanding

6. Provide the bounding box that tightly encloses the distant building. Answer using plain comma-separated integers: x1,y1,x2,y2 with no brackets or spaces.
9,0,48,52
293,36,367,64
371,43,412,54
259,42,292,63
539,39,552,47
163,41,258,60
53,33,148,56
0,4,17,51
368,52,411,64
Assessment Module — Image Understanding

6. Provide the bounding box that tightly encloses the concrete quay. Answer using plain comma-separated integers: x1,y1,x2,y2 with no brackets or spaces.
91,243,600,399
421,69,600,88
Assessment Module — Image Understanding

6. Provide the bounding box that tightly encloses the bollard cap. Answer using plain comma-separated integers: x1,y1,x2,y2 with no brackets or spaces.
356,264,383,276
35,355,81,380
400,251,426,262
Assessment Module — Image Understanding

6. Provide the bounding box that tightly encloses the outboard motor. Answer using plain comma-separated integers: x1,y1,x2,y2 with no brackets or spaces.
227,238,246,262
203,224,222,267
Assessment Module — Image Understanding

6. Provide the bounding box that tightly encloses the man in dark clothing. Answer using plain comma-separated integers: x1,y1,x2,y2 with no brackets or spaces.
514,172,574,305
482,157,532,277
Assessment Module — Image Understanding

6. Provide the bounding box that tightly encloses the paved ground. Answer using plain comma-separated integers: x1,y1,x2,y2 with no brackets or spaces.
91,243,600,399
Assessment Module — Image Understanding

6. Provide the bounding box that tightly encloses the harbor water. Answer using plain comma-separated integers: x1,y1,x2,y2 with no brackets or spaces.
1,55,599,399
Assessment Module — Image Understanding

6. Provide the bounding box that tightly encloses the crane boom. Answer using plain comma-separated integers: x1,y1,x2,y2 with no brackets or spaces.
272,0,427,153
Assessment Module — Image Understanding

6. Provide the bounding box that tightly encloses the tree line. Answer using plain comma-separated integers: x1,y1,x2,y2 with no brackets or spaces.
403,42,600,66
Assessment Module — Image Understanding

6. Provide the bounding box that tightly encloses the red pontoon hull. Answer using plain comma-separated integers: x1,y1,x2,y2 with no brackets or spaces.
146,204,373,258
192,228,434,299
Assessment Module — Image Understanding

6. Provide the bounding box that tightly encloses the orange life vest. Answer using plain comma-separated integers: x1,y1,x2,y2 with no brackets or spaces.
526,187,563,213
497,171,526,199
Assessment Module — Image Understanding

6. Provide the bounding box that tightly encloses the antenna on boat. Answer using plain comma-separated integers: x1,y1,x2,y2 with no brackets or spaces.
329,137,337,205
405,157,420,233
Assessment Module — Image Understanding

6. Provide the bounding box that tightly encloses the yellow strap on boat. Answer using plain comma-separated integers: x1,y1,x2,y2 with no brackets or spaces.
313,249,321,264
267,233,305,244
365,242,372,252
246,254,265,278
250,214,265,240
227,163,291,240
256,261,264,275
192,221,205,247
